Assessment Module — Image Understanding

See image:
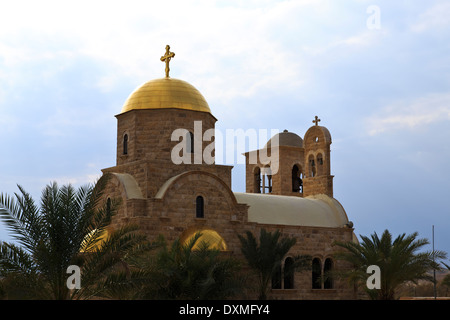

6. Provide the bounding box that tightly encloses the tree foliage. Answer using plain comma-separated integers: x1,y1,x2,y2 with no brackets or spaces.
0,179,148,299
135,233,244,300
333,229,447,300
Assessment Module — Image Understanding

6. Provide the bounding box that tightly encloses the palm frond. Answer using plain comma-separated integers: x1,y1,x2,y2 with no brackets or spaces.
0,186,43,252
0,241,36,275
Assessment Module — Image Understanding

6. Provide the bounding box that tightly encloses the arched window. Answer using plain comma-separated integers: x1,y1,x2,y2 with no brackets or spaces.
292,165,303,193
271,264,282,289
324,258,333,289
196,196,204,218
308,155,316,177
262,166,272,194
284,257,295,289
254,167,261,193
187,131,194,154
123,134,128,155
317,153,324,176
312,258,321,289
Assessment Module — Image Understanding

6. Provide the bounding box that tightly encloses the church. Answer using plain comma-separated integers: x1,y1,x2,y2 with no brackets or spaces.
100,45,358,300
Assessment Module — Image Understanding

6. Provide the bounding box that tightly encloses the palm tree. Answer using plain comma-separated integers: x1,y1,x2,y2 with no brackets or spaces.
136,233,243,300
238,228,310,300
0,179,148,299
333,229,447,300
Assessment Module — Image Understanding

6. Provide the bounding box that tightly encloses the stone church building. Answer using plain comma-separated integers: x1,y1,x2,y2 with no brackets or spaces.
100,46,358,300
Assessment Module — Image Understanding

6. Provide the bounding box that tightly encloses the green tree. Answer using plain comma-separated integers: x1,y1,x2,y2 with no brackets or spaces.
238,228,310,300
137,233,243,300
333,229,447,300
0,179,148,299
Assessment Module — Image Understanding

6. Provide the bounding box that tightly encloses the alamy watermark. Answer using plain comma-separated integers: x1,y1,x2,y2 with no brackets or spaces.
66,265,81,290
170,121,280,174
366,265,381,289
367,5,381,30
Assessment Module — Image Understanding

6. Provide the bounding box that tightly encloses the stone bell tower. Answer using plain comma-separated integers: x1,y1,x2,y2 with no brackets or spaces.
244,129,305,196
302,116,333,197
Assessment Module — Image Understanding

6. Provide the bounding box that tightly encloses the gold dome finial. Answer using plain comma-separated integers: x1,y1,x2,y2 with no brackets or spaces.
160,45,175,78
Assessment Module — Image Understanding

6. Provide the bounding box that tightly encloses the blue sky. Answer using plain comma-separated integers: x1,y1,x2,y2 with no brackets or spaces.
1,0,450,257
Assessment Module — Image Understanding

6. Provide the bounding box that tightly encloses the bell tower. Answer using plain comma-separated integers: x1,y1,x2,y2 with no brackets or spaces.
302,116,334,197
244,130,305,196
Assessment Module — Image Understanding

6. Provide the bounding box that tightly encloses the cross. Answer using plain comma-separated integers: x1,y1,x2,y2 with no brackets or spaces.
312,116,321,126
160,45,175,78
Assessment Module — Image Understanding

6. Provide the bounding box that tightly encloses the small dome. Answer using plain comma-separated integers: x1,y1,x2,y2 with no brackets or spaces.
120,77,211,114
264,130,303,148
181,229,228,251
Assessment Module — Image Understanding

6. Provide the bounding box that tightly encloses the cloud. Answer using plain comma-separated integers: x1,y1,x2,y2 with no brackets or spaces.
45,173,102,187
365,93,450,136
0,0,328,102
410,1,450,33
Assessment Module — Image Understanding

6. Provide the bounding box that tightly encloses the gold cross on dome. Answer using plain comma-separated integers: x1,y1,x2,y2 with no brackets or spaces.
312,116,321,126
160,45,175,78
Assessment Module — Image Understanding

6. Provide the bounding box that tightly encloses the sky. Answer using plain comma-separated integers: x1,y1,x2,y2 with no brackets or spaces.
1,0,449,258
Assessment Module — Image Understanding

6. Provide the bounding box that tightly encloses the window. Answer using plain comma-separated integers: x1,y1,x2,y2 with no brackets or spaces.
324,258,333,289
284,257,295,289
308,155,316,177
311,257,334,289
317,154,324,176
312,258,321,289
187,131,194,154
271,257,295,290
123,134,128,155
262,166,272,194
271,264,282,289
196,196,204,218
292,165,303,193
317,154,323,165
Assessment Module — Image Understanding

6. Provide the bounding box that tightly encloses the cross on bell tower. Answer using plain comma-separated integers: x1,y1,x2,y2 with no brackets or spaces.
312,116,321,126
160,45,175,78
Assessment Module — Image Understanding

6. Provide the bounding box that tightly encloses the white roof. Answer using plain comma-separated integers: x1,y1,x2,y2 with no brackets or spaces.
234,192,349,228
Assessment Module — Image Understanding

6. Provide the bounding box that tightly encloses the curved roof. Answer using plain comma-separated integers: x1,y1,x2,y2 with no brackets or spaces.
109,173,144,199
304,125,332,145
264,130,303,148
120,77,211,114
155,171,237,204
234,192,349,228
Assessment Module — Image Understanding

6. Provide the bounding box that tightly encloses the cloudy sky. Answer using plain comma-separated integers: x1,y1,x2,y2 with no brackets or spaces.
1,0,450,256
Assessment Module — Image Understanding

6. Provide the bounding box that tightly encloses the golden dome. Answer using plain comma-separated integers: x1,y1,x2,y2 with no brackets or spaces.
120,77,211,114
181,229,228,251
